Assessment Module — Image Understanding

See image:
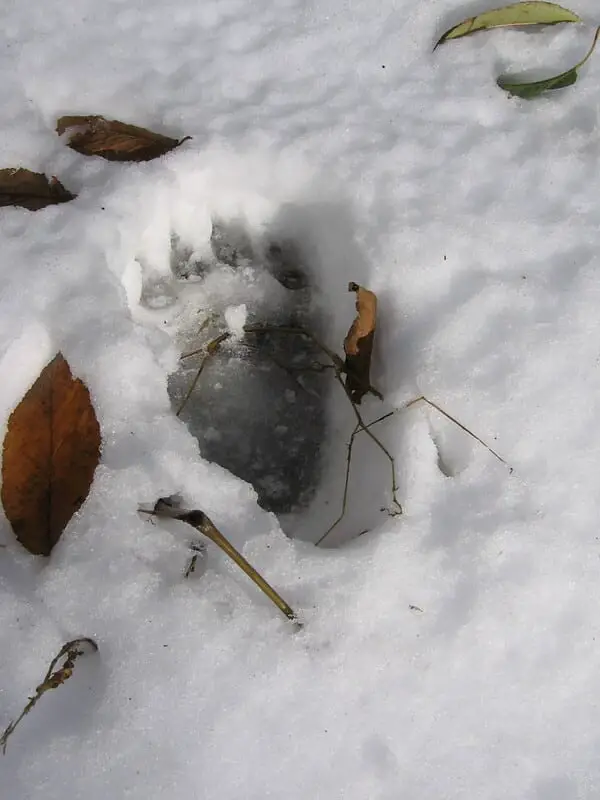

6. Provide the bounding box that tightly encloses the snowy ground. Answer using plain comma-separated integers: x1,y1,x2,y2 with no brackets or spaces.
3,0,600,797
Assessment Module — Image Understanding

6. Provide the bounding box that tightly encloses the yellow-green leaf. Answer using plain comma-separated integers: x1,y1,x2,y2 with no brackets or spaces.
434,1,581,49
498,24,600,98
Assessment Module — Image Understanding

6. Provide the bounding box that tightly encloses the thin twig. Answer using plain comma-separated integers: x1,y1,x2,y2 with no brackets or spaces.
315,421,359,546
413,395,510,469
331,367,399,513
180,346,206,360
243,324,344,369
316,395,510,545
1,638,98,754
176,332,231,417
315,409,401,546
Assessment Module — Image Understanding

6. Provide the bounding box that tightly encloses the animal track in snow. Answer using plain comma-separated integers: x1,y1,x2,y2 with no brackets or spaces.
165,218,328,515
125,179,424,544
130,208,329,516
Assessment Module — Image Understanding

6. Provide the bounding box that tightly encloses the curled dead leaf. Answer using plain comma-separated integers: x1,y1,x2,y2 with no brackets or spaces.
56,115,190,161
343,282,379,404
0,169,75,211
1,353,101,556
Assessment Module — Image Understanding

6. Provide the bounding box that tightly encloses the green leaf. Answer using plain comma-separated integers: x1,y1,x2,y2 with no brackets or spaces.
434,1,581,49
498,25,600,98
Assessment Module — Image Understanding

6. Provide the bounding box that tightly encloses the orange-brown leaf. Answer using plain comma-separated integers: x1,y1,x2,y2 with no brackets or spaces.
343,282,378,404
1,354,101,556
0,169,75,211
56,115,188,162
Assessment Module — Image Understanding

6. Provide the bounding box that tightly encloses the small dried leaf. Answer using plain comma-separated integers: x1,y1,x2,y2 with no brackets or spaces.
56,115,188,162
343,282,378,404
434,1,581,48
1,353,101,556
498,24,600,98
0,169,75,210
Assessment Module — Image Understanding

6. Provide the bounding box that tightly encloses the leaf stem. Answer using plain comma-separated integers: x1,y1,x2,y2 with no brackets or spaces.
145,501,301,627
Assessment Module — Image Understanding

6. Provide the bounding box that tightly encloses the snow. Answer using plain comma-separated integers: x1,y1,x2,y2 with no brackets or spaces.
2,0,600,797
224,305,248,339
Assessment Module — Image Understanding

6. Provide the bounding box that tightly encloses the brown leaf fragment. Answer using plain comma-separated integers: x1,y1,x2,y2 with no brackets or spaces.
343,282,379,404
1,353,101,556
0,168,75,210
56,115,189,161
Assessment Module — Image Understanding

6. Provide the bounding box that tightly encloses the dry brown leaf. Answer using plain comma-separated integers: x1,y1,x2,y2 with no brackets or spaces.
343,282,378,404
0,169,75,211
56,115,189,162
1,353,101,556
